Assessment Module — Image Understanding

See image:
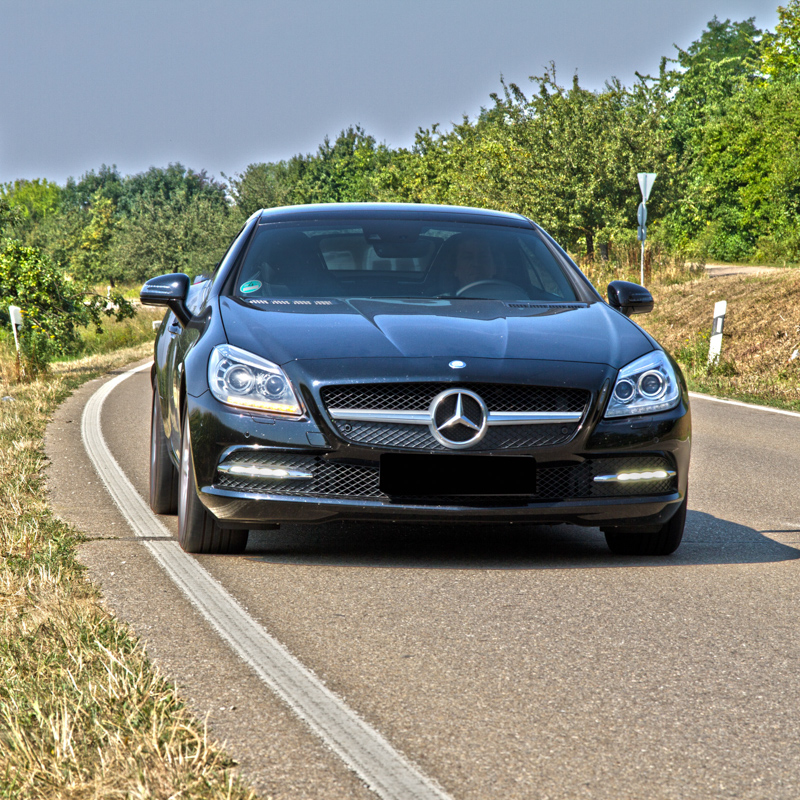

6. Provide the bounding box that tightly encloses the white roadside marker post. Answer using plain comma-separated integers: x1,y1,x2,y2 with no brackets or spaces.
637,172,657,286
8,305,23,383
708,300,727,365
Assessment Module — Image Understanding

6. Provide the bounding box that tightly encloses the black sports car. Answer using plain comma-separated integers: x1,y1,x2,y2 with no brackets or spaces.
142,203,690,556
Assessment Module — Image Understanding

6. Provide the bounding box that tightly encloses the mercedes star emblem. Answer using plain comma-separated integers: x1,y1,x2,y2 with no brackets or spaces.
428,388,488,449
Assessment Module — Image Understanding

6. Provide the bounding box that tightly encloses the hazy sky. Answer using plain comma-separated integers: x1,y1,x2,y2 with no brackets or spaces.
1,0,781,186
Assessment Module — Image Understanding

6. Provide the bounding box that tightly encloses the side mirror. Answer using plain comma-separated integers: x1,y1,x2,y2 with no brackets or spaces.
140,273,192,327
607,280,654,317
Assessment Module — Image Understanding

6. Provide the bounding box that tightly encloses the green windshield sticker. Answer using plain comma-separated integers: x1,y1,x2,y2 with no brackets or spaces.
240,279,262,294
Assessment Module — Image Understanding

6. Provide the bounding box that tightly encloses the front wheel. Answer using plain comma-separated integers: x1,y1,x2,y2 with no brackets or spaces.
149,385,178,515
603,491,688,556
178,414,248,554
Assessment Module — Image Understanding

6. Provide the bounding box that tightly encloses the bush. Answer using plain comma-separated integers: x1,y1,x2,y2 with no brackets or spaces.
0,239,134,374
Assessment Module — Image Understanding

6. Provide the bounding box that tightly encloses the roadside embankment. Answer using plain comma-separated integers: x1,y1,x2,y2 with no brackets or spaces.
641,268,800,411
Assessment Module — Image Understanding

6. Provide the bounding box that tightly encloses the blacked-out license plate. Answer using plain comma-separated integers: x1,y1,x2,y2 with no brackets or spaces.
379,454,535,496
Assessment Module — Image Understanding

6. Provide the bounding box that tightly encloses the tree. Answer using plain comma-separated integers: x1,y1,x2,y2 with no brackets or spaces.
762,1,800,79
226,161,299,218
489,68,673,256
0,240,133,371
61,164,124,210
71,192,118,284
292,126,389,204
372,114,512,211
110,191,238,282
0,178,61,223
0,198,23,237
115,163,228,216
690,78,800,262
663,16,762,158
655,16,764,254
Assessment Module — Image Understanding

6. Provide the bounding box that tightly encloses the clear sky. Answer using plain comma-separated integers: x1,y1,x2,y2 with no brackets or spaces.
0,0,781,186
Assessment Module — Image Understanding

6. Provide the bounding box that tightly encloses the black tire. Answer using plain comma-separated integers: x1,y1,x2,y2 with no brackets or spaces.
178,414,248,554
604,491,688,556
149,386,178,515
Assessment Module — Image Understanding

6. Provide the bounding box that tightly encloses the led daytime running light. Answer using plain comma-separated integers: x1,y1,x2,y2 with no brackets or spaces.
593,469,676,483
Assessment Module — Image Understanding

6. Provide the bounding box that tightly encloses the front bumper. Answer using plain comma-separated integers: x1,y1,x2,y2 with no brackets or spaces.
184,379,691,529
201,486,684,527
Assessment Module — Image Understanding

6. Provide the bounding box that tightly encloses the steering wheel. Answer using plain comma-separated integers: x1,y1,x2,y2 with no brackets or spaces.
455,279,527,299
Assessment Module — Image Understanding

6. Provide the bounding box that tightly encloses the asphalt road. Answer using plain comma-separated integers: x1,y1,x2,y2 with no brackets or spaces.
46,365,800,799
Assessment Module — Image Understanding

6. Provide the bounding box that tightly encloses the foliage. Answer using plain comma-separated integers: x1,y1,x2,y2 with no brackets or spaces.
226,160,298,217
291,125,390,204
490,69,674,257
0,179,61,229
0,198,23,237
61,163,124,210
691,79,800,264
762,0,800,79
115,163,228,215
0,240,134,372
70,191,118,283
664,16,763,153
110,191,238,282
227,125,389,218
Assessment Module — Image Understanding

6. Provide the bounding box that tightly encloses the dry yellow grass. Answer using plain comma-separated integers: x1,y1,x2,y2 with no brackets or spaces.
640,268,800,409
0,324,258,799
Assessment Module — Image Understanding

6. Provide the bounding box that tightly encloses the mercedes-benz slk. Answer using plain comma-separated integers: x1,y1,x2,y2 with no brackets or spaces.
141,203,690,555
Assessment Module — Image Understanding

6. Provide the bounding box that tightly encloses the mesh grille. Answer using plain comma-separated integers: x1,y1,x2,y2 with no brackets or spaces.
214,452,676,502
337,421,579,451
322,382,589,451
322,383,588,413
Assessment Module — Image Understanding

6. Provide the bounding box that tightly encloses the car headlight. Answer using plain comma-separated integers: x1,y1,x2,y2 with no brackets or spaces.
605,350,681,418
208,344,303,416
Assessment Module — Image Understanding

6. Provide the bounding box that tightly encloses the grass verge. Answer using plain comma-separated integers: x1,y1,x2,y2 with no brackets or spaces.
641,268,800,411
0,315,257,799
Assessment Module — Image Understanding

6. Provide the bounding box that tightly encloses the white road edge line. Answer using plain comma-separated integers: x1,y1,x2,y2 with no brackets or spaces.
81,362,452,800
689,391,800,419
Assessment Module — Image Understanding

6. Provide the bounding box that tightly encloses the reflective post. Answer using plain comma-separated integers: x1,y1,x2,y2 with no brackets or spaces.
9,305,22,383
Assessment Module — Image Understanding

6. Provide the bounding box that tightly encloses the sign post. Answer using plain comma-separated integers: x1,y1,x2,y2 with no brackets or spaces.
637,173,657,286
9,305,22,383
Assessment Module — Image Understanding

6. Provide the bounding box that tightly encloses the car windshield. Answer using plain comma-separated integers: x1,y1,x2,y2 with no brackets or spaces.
231,219,579,302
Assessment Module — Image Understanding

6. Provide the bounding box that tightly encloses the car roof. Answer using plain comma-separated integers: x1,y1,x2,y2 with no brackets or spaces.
257,203,534,228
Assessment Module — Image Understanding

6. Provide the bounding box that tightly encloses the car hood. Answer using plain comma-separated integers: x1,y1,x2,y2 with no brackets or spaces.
218,296,655,369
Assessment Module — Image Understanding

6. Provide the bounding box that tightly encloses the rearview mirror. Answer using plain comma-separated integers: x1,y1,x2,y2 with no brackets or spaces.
607,280,654,317
140,273,192,327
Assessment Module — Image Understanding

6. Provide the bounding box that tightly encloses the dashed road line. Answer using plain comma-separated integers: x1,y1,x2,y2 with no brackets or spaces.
81,362,452,800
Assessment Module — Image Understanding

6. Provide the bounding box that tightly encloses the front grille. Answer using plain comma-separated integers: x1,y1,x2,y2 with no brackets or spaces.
338,420,577,451
321,382,589,451
214,452,676,502
323,383,587,413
